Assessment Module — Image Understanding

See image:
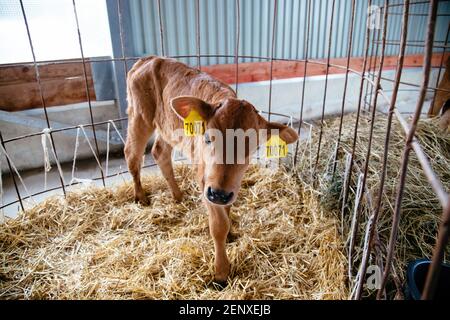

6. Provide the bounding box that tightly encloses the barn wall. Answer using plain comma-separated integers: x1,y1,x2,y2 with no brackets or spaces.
127,0,450,67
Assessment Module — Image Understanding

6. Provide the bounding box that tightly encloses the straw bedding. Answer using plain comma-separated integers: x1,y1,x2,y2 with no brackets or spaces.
0,165,347,299
2,111,446,300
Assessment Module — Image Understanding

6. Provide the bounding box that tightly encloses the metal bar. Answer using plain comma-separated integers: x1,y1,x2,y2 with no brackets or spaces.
369,16,382,112
386,0,448,8
267,0,278,122
341,152,353,232
388,12,450,17
116,0,129,75
378,0,439,299
72,0,106,187
196,0,201,70
157,0,165,56
235,0,240,94
365,22,379,112
354,0,393,300
3,117,127,144
332,0,356,175
314,0,336,173
0,132,24,211
378,74,450,94
114,0,131,131
350,4,389,294
2,107,299,146
18,0,66,196
373,40,450,49
342,0,373,238
293,0,312,166
391,39,448,44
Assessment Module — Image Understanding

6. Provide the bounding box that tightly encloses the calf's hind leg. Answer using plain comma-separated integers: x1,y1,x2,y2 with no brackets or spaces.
125,114,154,205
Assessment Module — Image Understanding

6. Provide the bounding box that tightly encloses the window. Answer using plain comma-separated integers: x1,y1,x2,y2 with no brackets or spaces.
0,0,112,64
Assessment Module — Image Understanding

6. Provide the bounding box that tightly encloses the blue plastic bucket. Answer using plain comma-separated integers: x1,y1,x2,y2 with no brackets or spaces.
405,258,450,300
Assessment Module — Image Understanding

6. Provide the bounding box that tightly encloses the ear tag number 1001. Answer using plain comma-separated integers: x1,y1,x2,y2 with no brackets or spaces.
184,109,206,136
266,135,288,158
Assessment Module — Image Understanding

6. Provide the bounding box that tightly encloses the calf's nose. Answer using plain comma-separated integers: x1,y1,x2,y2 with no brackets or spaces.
206,187,234,205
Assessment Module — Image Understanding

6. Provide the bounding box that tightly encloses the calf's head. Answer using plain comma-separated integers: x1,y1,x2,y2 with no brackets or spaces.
171,96,298,206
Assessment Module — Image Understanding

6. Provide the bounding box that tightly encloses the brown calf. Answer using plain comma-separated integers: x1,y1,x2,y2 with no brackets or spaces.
124,56,298,283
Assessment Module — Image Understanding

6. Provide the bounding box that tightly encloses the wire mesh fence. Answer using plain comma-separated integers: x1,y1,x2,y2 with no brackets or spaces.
0,0,449,300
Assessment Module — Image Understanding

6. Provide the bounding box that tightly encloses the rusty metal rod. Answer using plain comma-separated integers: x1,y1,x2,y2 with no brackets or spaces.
157,0,166,56
351,1,390,297
333,0,356,175
374,40,449,49
365,19,380,112
267,0,278,122
116,0,131,133
72,0,105,187
117,0,129,74
342,0,373,266
386,0,447,8
235,0,240,94
3,108,299,145
388,12,449,17
196,0,201,70
3,117,127,144
356,0,401,300
293,0,312,166
19,0,66,196
377,0,438,300
0,132,24,211
314,0,336,174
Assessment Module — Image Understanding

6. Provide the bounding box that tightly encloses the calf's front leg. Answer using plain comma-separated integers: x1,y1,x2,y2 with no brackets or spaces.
206,202,231,284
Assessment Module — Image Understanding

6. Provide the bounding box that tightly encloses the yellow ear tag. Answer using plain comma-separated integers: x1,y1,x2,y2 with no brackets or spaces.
266,135,288,158
183,109,206,136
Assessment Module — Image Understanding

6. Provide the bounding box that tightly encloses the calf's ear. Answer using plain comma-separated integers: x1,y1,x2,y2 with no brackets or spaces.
170,96,214,120
266,122,299,144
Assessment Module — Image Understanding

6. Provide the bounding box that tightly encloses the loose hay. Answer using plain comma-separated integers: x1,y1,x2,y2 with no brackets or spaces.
296,111,450,298
0,165,347,299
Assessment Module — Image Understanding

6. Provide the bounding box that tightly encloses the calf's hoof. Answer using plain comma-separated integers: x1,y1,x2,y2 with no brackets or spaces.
134,192,150,206
172,190,183,203
214,261,230,284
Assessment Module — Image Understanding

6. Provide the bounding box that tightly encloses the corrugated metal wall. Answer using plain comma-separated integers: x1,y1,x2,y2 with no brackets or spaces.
128,0,450,67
